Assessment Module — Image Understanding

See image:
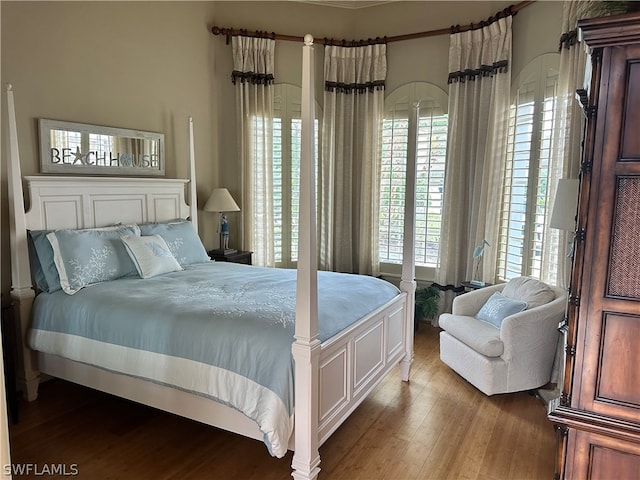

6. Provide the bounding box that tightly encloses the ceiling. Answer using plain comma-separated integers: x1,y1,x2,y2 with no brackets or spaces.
294,1,397,9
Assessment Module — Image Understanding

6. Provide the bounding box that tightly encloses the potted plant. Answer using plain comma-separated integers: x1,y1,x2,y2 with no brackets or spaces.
414,285,440,330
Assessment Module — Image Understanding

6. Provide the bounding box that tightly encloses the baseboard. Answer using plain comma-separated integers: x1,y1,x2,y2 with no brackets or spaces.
536,384,560,407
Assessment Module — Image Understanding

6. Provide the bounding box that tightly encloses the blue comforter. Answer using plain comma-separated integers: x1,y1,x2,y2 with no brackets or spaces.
29,262,400,456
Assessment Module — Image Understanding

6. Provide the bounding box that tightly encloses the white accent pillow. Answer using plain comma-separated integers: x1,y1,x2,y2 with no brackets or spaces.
121,234,183,279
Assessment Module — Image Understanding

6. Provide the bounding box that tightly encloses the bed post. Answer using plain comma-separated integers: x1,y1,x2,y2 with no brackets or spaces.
187,117,198,231
399,102,418,381
291,35,321,480
5,84,40,400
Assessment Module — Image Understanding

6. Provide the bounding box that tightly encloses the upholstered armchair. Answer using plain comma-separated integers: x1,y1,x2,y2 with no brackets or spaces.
438,277,566,396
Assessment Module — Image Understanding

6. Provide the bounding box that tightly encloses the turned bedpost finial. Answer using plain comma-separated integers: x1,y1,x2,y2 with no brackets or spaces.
6,83,13,91
304,34,314,46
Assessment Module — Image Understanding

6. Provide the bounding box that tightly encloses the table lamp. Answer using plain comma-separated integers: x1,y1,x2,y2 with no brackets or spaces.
550,178,579,258
204,188,241,255
550,179,579,231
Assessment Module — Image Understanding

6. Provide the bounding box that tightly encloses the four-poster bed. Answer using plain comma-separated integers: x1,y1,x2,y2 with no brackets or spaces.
5,36,417,480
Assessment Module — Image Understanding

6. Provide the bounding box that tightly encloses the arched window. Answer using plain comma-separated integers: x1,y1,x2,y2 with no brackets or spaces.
497,53,561,281
271,83,321,268
379,82,448,278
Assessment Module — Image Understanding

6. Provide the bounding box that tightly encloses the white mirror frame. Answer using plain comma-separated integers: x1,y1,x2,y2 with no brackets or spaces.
39,118,165,176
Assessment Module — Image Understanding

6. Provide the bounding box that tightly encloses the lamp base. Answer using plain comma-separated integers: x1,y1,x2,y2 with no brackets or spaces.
210,248,237,256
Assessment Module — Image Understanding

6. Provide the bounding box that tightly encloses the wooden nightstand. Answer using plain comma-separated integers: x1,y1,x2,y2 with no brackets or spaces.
209,250,253,265
461,281,493,292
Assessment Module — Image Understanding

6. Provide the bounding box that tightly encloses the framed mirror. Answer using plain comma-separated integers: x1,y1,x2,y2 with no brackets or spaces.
39,119,165,176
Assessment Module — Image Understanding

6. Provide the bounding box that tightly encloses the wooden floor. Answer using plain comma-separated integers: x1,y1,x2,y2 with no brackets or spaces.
8,325,556,479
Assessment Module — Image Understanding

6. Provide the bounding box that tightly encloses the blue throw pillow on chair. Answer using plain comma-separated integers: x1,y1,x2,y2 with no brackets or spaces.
476,292,527,328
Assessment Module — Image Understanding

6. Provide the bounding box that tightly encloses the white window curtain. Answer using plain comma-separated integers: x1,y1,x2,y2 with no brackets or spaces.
437,16,512,289
232,35,275,267
544,0,606,289
320,43,386,276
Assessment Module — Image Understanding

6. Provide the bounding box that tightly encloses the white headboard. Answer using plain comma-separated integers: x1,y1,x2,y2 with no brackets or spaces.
24,175,193,231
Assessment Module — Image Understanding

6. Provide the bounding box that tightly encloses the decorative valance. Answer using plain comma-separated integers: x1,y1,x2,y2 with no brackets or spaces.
448,60,509,84
324,80,385,94
231,71,274,85
231,35,275,85
447,15,512,84
324,44,386,94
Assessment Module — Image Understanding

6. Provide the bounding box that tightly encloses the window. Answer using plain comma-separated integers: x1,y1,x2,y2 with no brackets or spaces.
379,83,448,278
50,131,116,167
497,54,560,282
272,84,320,268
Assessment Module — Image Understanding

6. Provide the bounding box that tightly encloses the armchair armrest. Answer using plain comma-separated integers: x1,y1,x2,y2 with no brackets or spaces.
500,291,567,362
451,283,506,316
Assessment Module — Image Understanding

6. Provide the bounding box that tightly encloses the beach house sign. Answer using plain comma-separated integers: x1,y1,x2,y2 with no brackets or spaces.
39,119,165,176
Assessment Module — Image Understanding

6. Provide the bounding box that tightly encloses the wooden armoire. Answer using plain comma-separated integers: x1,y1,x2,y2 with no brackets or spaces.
548,11,640,479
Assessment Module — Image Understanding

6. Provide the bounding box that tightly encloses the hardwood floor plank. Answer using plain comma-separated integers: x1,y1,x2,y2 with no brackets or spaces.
8,326,555,479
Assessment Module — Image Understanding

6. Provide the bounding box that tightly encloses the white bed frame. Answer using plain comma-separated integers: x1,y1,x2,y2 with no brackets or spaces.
5,37,417,480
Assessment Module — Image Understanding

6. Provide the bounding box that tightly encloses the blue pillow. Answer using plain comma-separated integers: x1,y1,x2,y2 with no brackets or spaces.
476,292,527,328
138,220,209,266
47,225,141,295
28,229,61,293
27,230,53,292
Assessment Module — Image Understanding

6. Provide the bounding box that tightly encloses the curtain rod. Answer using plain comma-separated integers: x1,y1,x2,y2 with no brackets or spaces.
210,1,534,45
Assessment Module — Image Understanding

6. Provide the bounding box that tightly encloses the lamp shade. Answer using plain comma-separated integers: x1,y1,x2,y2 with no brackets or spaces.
204,188,240,213
550,179,579,231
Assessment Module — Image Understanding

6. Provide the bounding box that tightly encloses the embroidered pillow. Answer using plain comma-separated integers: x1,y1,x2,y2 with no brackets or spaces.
47,224,141,295
29,225,140,293
476,292,527,329
138,220,210,266
122,234,182,279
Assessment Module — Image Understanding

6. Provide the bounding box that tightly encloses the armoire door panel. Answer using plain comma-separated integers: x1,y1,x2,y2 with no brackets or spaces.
578,309,640,422
589,444,640,479
566,429,640,480
608,176,640,299
596,313,640,408
621,59,640,159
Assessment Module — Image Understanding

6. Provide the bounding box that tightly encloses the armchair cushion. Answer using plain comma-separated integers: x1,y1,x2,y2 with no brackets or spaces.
502,276,556,308
439,313,504,357
476,292,527,328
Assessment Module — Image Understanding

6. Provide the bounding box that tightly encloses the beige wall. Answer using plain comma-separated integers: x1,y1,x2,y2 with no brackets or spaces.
1,0,563,296
1,1,218,295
